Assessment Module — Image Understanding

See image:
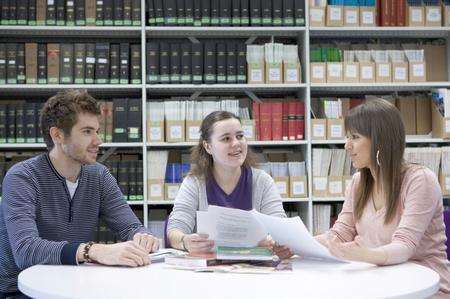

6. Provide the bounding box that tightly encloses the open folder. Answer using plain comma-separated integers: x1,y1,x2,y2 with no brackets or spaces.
197,205,346,263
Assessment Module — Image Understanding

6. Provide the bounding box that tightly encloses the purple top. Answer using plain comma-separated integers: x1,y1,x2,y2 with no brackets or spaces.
206,167,253,210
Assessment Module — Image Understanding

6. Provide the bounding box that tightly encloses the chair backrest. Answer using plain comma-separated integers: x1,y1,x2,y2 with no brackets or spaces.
444,210,450,261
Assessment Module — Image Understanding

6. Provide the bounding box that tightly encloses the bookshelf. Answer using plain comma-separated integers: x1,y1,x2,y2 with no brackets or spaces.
0,0,449,236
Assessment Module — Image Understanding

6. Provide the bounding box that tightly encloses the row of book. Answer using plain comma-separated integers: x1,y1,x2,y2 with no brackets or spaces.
0,43,141,85
0,0,142,26
146,0,305,27
146,40,247,84
103,156,144,201
310,47,426,83
0,102,44,144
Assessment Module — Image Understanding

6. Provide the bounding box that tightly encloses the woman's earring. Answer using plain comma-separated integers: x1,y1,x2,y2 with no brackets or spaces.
376,150,381,167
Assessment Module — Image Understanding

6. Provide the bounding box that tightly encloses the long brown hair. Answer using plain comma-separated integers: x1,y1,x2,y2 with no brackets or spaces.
190,111,256,177
345,99,406,224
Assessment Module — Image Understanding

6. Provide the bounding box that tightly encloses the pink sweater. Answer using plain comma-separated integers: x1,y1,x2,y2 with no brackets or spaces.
329,165,450,294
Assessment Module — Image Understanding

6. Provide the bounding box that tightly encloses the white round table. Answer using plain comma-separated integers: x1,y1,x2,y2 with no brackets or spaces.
18,258,440,299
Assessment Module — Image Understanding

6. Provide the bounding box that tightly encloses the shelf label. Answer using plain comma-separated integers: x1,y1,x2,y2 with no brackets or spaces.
48,0,54,4
149,127,162,141
275,181,288,194
394,67,407,80
313,124,325,138
250,69,263,82
169,125,182,139
413,63,425,77
411,9,423,22
313,177,327,191
330,124,343,138
329,7,342,21
345,64,357,78
188,126,200,140
286,68,299,82
328,63,342,78
361,11,374,24
345,10,358,24
150,184,162,197
378,64,390,77
361,66,374,80
329,180,343,195
269,67,281,81
310,8,324,22
312,65,325,79
292,181,305,196
427,8,441,22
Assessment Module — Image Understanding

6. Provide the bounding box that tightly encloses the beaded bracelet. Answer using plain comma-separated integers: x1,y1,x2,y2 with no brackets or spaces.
83,241,95,263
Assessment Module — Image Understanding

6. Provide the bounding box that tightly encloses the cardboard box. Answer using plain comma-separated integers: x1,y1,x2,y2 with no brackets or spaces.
147,120,165,142
375,62,392,83
165,120,185,142
274,176,289,198
328,176,343,197
313,176,328,197
165,183,181,200
444,5,450,26
310,62,326,83
406,6,425,26
397,96,417,135
409,61,426,82
344,6,359,26
425,6,442,26
326,62,343,83
359,61,375,83
247,62,265,84
311,118,327,140
431,102,450,139
309,7,326,27
392,62,409,83
415,97,432,135
266,62,283,84
147,179,165,201
343,62,359,83
241,119,256,141
440,172,450,196
289,175,308,198
186,120,202,142
326,5,344,27
327,118,345,140
423,44,447,82
359,6,376,27
283,61,301,83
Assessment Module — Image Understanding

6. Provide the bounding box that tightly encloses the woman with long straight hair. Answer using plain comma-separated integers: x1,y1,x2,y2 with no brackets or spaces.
167,111,292,258
316,99,449,296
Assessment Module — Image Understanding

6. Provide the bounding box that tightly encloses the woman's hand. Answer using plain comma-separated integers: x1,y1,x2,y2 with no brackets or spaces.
182,233,214,254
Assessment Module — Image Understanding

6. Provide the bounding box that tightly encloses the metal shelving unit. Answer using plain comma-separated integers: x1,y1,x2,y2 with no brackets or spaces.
145,26,305,37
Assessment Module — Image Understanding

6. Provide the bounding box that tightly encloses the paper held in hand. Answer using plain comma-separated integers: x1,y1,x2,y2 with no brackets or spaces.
197,205,346,263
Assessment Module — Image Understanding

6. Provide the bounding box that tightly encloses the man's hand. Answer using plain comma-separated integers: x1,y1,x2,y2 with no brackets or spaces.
88,241,150,267
133,233,159,253
183,233,214,253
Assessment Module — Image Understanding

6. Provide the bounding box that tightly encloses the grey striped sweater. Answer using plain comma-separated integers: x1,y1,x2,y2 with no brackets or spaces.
0,154,149,293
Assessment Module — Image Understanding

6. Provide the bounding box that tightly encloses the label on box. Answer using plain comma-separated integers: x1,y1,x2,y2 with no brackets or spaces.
330,124,342,138
446,177,450,190
427,8,441,22
251,69,263,82
292,181,305,195
48,0,54,4
286,69,298,82
313,124,325,137
330,7,342,21
167,185,179,199
311,8,324,22
362,11,374,24
345,65,357,78
188,126,200,140
276,181,288,194
269,68,281,81
328,64,342,78
313,177,327,191
149,127,162,141
361,66,373,79
150,184,162,197
412,9,423,22
379,64,390,77
329,181,342,194
169,125,182,139
345,11,358,24
413,64,424,77
394,67,407,80
445,120,450,133
312,65,325,78
242,125,254,139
